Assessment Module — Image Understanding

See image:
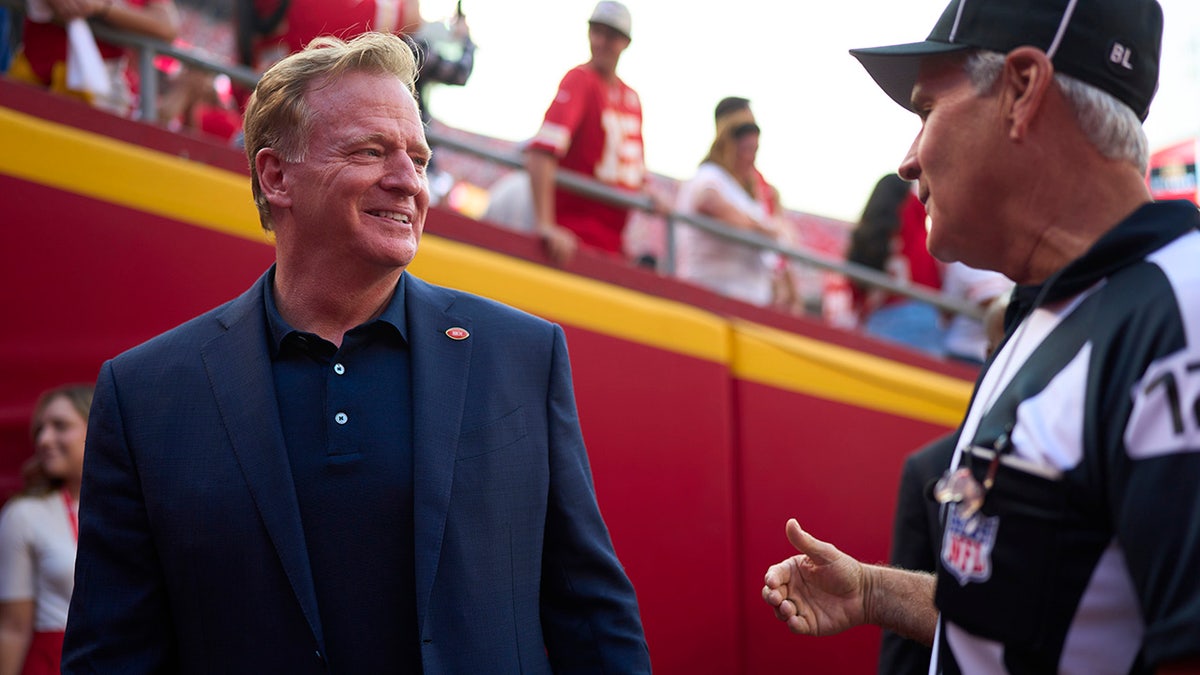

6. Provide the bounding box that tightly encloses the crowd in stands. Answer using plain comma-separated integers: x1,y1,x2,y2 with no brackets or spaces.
823,173,1011,360
7,0,180,116
0,0,472,139
0,0,1003,361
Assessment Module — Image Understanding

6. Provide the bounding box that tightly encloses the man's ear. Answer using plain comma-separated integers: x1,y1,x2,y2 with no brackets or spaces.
1001,47,1056,141
255,147,292,209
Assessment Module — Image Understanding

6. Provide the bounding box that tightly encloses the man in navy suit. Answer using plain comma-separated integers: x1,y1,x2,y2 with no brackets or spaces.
62,32,650,673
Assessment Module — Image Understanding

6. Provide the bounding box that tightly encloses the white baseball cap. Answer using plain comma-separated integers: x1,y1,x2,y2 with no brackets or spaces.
589,1,632,41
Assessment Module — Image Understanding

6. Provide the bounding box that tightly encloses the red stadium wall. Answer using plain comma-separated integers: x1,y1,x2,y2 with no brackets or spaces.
0,79,975,674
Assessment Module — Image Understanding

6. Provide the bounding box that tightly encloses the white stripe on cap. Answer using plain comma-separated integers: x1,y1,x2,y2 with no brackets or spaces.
1046,0,1080,58
948,0,969,42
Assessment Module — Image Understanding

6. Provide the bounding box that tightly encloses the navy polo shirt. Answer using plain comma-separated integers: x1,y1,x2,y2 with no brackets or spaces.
265,269,419,672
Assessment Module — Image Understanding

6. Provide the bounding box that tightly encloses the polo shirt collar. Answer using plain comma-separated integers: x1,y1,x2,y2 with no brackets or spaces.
263,265,410,356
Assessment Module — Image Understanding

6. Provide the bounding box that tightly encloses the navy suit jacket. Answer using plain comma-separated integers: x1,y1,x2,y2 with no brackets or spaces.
63,271,650,674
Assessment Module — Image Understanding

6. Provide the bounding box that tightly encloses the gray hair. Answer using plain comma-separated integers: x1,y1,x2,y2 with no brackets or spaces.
964,50,1148,174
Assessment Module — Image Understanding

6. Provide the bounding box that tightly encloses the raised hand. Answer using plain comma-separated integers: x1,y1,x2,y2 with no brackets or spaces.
761,519,868,636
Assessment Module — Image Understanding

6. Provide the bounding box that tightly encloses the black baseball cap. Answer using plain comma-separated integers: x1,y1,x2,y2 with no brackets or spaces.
849,0,1164,121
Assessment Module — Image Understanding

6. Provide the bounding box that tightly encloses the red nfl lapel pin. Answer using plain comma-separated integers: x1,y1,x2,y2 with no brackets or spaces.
445,327,470,341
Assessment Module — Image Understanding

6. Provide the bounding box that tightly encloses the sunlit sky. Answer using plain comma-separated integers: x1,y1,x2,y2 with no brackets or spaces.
418,0,1200,223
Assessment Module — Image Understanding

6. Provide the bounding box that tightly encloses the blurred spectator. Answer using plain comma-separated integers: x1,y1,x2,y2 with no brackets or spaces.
621,173,677,269
156,60,241,142
7,0,180,116
233,0,447,148
713,97,804,312
843,174,945,356
674,101,787,306
713,97,780,212
525,1,656,265
482,169,536,234
0,384,93,675
236,0,421,73
228,0,429,151
939,261,1014,365
150,1,243,143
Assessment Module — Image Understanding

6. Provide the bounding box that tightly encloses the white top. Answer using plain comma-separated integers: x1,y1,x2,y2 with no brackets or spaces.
941,261,1014,361
674,162,774,306
482,170,536,234
0,492,77,630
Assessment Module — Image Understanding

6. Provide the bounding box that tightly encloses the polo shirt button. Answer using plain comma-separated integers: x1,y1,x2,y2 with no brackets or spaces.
334,412,348,425
333,363,345,375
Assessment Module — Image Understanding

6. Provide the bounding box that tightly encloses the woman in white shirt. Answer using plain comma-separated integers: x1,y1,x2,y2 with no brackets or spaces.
675,106,786,307
0,384,92,675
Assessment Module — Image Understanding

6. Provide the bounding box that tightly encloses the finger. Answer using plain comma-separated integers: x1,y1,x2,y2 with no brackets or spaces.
778,597,798,620
763,560,792,589
767,593,795,621
786,519,838,565
762,579,790,608
787,614,811,635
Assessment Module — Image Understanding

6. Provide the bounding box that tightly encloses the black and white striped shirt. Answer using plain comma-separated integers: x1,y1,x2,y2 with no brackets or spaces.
933,200,1200,674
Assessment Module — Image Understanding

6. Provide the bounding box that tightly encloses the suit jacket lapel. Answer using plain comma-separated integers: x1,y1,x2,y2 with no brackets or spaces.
201,272,325,653
406,274,472,635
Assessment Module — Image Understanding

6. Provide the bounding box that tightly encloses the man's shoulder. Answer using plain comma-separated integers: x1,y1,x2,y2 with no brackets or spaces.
110,279,263,367
560,64,598,86
904,433,957,474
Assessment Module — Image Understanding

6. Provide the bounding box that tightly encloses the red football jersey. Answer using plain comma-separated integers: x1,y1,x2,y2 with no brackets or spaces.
529,64,645,255
252,0,412,68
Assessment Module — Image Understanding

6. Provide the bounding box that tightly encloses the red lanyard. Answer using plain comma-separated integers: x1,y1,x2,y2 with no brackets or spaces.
61,489,78,541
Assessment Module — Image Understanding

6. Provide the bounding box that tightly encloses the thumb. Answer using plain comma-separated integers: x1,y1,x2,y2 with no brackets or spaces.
786,519,838,565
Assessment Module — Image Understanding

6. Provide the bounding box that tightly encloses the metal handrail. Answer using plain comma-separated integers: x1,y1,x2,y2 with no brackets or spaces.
426,131,983,318
0,4,982,320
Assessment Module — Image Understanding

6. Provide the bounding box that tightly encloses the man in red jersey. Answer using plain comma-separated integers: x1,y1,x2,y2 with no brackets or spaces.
525,0,648,265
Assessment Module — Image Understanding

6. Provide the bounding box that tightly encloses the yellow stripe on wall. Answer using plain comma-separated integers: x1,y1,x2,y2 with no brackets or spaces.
1,103,971,424
408,237,732,364
732,321,973,426
0,106,267,243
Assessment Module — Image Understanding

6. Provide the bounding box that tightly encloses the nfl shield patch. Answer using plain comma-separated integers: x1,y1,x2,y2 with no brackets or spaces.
941,504,1000,586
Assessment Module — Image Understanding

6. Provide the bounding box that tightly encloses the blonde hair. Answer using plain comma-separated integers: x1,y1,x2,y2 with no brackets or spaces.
702,107,760,197
243,32,422,231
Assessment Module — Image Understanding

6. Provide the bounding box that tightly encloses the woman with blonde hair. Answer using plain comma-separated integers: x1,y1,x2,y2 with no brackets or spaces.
674,103,788,306
0,384,93,675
